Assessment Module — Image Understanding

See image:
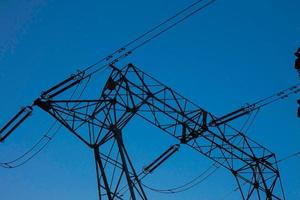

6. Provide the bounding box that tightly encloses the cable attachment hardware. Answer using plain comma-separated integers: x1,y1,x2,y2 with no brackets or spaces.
41,70,87,99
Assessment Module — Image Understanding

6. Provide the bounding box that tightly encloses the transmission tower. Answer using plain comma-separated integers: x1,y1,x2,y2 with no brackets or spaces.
1,0,296,199
0,63,287,199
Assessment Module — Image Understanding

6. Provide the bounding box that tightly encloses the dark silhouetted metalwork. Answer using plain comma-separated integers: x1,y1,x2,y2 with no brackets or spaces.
295,48,300,118
0,1,289,198
2,63,283,199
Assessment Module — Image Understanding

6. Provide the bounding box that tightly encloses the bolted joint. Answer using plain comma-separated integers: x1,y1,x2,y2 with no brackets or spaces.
254,181,259,189
180,123,188,144
180,137,188,144
253,156,259,162
89,143,99,149
147,91,154,98
34,98,51,111
109,125,121,134
266,189,272,199
109,98,117,105
201,125,208,132
189,131,199,140
105,77,117,90
128,63,135,68
126,106,137,113
231,169,237,176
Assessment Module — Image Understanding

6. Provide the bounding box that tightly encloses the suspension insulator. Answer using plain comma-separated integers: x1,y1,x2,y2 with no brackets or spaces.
0,106,32,142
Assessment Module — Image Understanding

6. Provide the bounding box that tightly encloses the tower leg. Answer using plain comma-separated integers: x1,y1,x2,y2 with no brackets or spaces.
93,129,148,200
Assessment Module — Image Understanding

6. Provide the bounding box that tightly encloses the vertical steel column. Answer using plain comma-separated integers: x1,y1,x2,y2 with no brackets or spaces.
94,147,113,200
113,128,137,200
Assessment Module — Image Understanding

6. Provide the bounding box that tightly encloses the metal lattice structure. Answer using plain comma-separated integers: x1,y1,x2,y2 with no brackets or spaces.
5,63,282,200
3,1,298,198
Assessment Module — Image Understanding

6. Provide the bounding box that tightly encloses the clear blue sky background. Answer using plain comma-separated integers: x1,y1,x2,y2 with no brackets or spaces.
0,0,299,199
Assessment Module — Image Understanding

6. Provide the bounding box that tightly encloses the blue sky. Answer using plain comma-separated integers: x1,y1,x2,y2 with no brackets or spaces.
0,0,299,199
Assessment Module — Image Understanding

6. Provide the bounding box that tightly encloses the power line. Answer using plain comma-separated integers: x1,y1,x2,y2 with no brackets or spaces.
243,108,260,134
141,163,220,194
276,151,300,164
144,104,263,195
45,0,217,100
134,82,298,196
80,0,217,77
0,121,61,169
221,151,300,199
129,0,216,53
0,0,217,175
252,84,300,110
0,76,91,169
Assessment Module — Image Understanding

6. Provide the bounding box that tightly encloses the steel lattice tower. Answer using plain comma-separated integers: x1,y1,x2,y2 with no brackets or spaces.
4,63,282,200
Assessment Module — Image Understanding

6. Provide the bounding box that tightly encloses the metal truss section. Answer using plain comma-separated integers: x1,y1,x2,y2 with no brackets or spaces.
32,63,285,199
94,129,147,200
